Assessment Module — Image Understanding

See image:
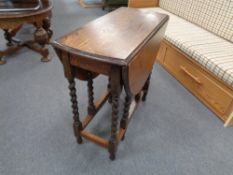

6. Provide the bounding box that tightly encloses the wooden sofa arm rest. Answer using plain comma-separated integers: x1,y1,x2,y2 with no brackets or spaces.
128,0,159,8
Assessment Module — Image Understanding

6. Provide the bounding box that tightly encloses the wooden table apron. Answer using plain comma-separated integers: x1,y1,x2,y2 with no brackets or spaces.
52,7,169,160
53,22,167,95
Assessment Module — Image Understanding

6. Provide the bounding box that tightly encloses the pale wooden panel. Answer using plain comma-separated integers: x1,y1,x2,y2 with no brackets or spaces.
128,0,159,8
157,40,233,124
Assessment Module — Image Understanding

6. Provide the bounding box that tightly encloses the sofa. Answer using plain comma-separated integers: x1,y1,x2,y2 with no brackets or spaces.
128,0,233,127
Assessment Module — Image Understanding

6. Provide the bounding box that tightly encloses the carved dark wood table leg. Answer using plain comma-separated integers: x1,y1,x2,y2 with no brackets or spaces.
107,76,112,104
68,79,83,144
52,8,168,160
87,72,96,115
108,66,122,160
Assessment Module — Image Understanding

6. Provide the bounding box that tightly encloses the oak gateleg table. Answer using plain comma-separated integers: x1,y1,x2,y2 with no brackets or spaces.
52,7,168,160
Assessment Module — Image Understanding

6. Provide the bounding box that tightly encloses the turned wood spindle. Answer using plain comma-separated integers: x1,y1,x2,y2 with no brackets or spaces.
87,72,96,115
108,76,112,104
68,79,83,144
109,94,119,160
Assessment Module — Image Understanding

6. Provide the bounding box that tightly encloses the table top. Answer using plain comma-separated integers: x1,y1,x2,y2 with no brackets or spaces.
0,0,52,18
53,7,168,66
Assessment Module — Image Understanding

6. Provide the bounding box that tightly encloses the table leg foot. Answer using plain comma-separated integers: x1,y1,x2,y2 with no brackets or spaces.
40,46,50,62
41,51,50,62
41,56,50,62
73,123,83,144
109,150,116,161
77,137,83,144
25,42,50,63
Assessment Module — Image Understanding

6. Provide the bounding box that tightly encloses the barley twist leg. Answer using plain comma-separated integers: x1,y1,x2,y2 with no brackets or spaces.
68,79,83,144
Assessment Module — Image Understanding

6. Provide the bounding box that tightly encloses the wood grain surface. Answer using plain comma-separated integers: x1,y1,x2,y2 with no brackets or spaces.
53,7,168,65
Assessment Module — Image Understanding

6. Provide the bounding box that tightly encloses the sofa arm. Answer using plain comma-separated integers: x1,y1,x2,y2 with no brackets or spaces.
128,0,159,8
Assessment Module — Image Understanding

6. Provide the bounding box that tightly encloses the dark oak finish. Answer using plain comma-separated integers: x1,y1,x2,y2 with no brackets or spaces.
108,66,122,160
126,24,167,95
87,72,96,115
0,0,53,65
54,7,168,65
68,79,83,144
52,7,168,160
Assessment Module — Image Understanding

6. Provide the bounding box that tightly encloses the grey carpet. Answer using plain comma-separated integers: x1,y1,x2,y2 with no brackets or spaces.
0,1,233,175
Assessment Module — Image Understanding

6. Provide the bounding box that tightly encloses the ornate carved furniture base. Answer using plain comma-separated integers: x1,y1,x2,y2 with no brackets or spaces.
52,8,168,160
0,25,52,65
0,0,53,65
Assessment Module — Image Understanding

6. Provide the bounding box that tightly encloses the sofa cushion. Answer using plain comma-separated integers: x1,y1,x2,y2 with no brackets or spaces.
141,8,233,87
159,0,233,43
